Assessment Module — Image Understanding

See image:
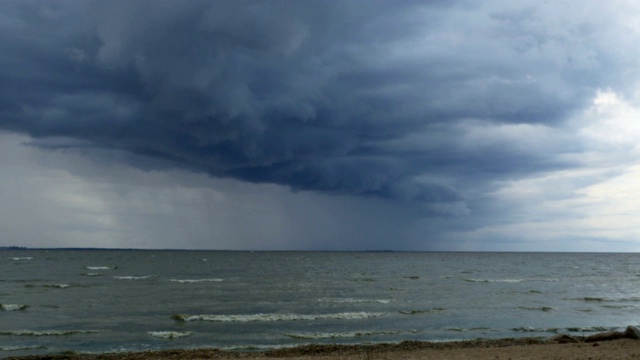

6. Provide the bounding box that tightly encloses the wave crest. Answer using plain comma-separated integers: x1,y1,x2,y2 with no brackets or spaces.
285,330,400,339
0,330,101,336
148,331,192,339
172,312,384,322
0,304,28,311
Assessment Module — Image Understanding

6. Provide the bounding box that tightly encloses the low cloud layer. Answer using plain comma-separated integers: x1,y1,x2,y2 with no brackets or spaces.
2,1,640,249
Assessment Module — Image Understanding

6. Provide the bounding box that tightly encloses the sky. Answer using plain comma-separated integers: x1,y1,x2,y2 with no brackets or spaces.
2,0,640,251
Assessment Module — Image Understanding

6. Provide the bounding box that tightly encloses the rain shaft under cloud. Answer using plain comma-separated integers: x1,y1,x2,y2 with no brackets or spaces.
2,1,640,250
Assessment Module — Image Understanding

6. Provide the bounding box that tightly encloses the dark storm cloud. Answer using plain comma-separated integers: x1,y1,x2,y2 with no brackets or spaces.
1,0,637,213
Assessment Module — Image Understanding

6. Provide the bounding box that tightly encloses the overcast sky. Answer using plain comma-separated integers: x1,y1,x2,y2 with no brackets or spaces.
2,1,640,251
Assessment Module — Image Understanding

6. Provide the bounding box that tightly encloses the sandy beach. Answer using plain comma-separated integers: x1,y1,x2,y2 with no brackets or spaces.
7,336,640,360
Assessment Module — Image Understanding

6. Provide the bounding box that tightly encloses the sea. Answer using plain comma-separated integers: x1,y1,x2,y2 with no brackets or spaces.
1,250,639,357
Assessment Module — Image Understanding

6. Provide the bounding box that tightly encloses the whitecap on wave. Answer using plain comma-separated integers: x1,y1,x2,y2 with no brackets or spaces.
81,273,101,277
285,330,400,339
148,331,192,339
0,304,28,311
446,327,495,333
85,266,116,270
172,312,385,322
318,298,392,304
464,278,524,283
464,278,558,283
0,330,101,336
114,276,154,280
169,278,223,283
44,284,71,289
25,283,71,289
0,345,46,351
511,326,560,333
512,326,616,333
7,257,33,261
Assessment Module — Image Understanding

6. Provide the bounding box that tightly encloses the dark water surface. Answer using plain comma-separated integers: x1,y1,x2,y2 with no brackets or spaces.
1,250,639,357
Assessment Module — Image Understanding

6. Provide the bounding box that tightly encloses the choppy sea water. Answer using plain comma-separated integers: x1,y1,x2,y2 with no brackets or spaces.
1,250,640,357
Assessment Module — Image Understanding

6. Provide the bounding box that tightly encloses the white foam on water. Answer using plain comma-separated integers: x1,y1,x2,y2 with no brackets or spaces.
464,278,524,283
7,257,33,261
511,326,560,333
44,284,71,289
0,330,101,336
285,330,400,339
319,298,392,304
148,331,192,339
81,273,101,276
85,266,114,270
114,276,154,280
464,278,558,283
512,326,616,334
173,312,385,322
446,327,495,333
0,304,28,311
0,345,47,351
169,278,223,283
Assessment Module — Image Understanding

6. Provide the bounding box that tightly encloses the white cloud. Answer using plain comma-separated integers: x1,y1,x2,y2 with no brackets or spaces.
443,89,640,250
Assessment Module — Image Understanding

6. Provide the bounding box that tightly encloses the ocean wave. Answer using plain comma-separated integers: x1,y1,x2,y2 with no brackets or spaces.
578,296,640,302
148,331,192,339
0,330,101,336
511,327,560,333
398,308,445,315
318,298,392,304
25,283,72,289
0,345,46,351
512,326,615,333
464,278,524,283
464,278,558,283
285,330,400,339
85,266,116,270
0,304,28,311
565,326,616,333
446,327,494,332
169,278,223,283
7,257,33,261
172,312,385,322
518,306,554,312
81,273,101,277
601,304,633,309
43,284,71,289
114,276,154,280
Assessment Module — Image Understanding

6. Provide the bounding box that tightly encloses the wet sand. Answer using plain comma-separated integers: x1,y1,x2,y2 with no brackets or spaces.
7,336,640,360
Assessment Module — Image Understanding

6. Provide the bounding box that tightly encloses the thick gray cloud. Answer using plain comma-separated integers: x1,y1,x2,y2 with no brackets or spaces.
2,1,640,249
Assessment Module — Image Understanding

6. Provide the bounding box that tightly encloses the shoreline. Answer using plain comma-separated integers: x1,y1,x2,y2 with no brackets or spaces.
7,331,640,360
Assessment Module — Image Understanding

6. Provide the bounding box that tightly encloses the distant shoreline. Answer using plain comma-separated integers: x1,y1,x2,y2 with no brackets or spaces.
1,247,634,254
6,335,640,360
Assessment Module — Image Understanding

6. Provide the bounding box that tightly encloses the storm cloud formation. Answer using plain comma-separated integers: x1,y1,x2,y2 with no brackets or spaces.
2,1,640,249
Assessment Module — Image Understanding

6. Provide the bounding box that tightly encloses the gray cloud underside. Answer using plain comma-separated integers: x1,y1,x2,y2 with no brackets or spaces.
1,0,638,214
